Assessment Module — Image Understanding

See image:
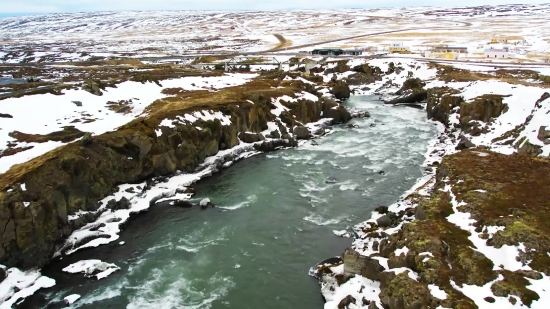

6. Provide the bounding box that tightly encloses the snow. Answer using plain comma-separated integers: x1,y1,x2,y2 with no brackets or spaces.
385,268,419,281
64,294,81,305
394,246,409,256
0,73,256,173
444,183,529,271
428,284,448,300
322,274,382,309
0,266,55,309
62,259,120,280
450,276,524,308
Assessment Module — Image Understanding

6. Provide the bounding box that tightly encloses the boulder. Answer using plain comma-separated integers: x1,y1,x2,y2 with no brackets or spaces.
0,113,13,118
455,136,475,150
338,295,356,309
105,197,131,210
331,81,351,100
200,198,214,209
342,248,385,281
376,215,393,227
238,132,265,143
81,133,93,146
270,130,281,139
72,101,83,107
173,199,193,207
537,126,550,145
426,87,462,126
374,206,389,214
293,126,310,140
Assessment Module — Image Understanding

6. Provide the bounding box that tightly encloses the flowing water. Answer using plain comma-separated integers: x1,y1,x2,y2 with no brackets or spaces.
26,96,439,309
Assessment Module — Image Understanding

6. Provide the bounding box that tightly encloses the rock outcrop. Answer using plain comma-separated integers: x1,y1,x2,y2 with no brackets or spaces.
384,78,428,105
331,80,351,101
0,79,351,270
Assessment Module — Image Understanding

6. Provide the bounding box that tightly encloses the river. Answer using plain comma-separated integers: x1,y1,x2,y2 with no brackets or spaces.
23,95,439,309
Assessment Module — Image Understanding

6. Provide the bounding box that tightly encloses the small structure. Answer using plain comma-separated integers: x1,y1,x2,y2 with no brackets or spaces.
425,51,460,60
343,49,363,56
388,42,410,53
432,46,468,54
312,48,344,56
484,47,509,59
490,37,508,44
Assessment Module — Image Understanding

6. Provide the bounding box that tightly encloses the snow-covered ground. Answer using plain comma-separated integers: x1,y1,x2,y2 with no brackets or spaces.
0,73,257,173
1,3,550,63
314,57,550,308
0,267,55,309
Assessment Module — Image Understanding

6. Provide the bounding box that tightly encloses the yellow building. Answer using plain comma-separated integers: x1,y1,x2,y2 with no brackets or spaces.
424,52,460,60
388,42,410,53
490,38,508,44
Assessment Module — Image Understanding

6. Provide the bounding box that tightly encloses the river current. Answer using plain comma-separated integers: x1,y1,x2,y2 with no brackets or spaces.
26,95,439,309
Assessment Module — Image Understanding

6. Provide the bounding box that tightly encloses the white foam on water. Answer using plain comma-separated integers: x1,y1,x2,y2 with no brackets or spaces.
303,214,345,226
218,194,257,210
126,269,234,309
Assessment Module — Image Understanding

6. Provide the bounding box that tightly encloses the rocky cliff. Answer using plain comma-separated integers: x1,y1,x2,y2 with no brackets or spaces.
0,78,351,270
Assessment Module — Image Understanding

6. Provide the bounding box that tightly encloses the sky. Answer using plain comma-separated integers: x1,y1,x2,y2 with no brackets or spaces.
0,0,548,16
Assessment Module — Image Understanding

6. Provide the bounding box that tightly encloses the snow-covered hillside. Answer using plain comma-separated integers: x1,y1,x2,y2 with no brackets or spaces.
1,3,549,63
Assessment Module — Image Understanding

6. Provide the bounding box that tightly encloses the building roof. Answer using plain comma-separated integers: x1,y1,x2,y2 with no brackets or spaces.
433,46,468,50
484,49,508,52
312,48,344,51
344,49,363,52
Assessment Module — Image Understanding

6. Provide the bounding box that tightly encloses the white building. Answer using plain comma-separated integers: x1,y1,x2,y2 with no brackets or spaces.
484,47,509,59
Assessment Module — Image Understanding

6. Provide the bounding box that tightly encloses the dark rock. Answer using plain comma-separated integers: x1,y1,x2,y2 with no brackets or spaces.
72,101,83,107
116,197,131,210
362,297,371,306
325,177,337,184
331,81,351,100
376,215,392,227
270,130,281,139
455,136,475,150
173,200,193,208
0,267,6,283
105,199,117,210
0,113,13,118
338,295,356,309
293,126,310,140
378,171,385,175
368,302,380,309
372,241,379,251
484,296,496,303
342,248,385,281
517,140,543,156
374,206,388,214
125,187,135,193
116,106,131,114
238,132,265,143
200,198,215,209
81,133,93,146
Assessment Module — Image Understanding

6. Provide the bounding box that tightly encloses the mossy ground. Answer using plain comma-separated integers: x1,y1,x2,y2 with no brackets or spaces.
389,149,550,308
429,63,550,87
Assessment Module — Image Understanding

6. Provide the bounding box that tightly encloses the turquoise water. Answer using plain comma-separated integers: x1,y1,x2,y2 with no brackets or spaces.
25,96,438,309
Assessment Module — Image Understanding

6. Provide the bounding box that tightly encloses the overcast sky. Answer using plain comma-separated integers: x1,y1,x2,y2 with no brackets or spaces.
0,0,548,15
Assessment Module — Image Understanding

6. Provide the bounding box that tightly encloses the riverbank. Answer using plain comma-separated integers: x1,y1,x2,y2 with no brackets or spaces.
0,64,361,306
311,59,550,308
18,95,437,309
